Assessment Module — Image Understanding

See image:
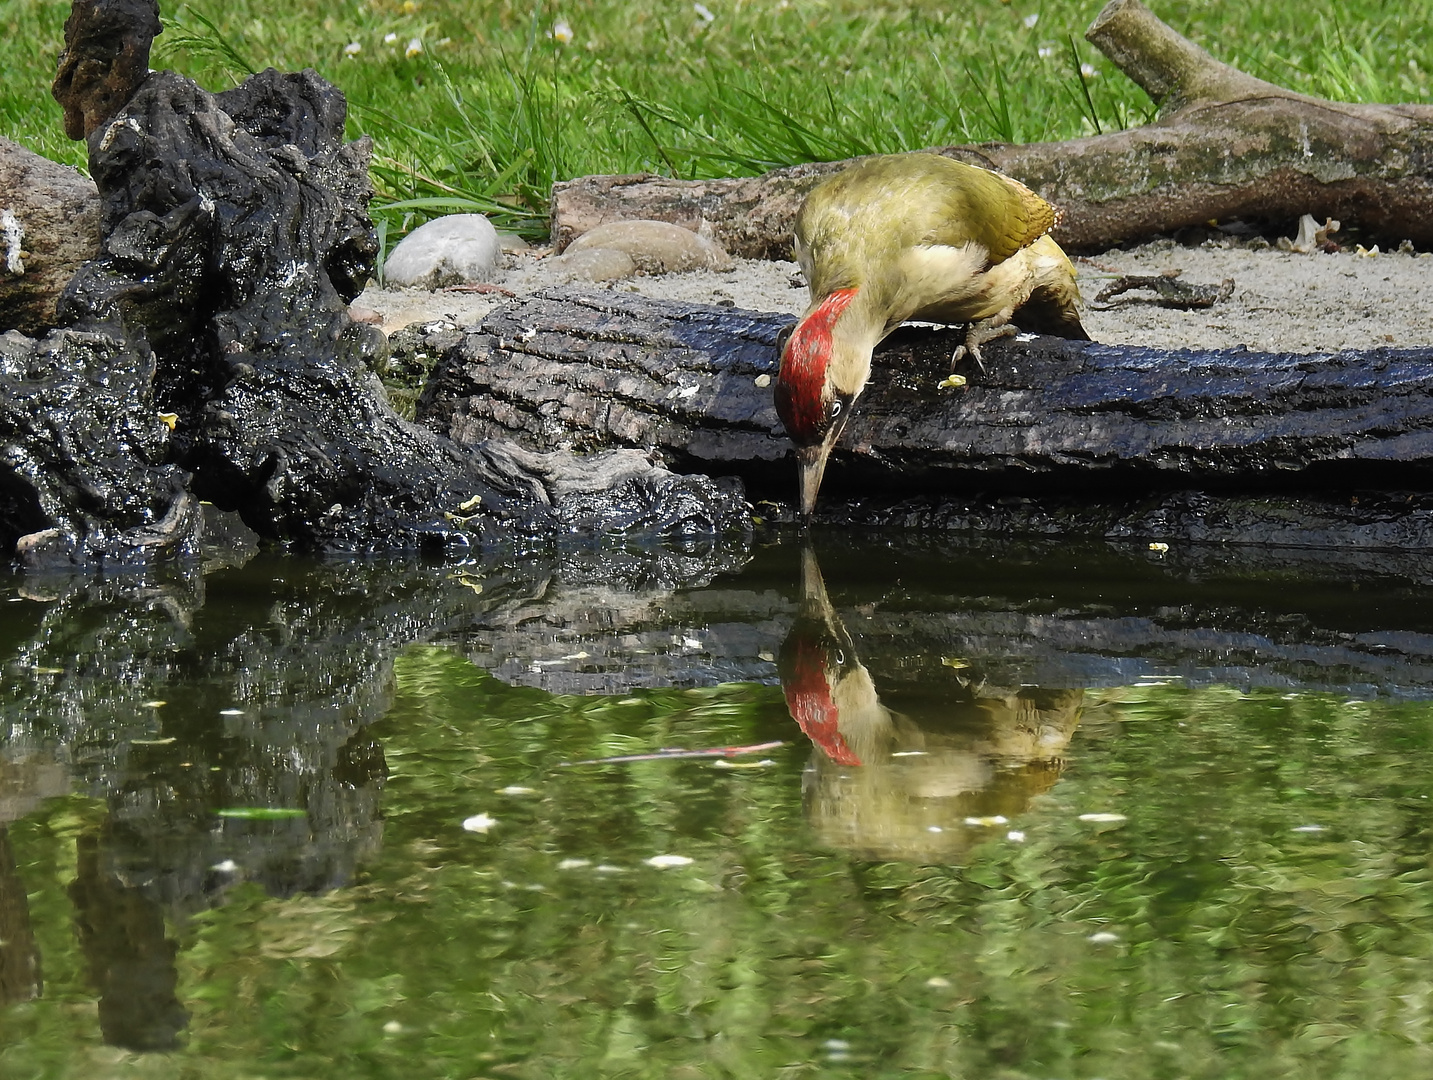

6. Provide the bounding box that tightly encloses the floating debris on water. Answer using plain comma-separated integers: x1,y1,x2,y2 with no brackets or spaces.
964,815,1009,826
462,813,498,833
1078,813,1128,823
557,858,591,870
645,855,694,868
1088,931,1121,944
498,786,538,795
560,741,784,766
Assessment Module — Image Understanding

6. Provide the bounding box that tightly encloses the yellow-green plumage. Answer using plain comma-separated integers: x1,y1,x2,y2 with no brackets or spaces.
776,152,1088,516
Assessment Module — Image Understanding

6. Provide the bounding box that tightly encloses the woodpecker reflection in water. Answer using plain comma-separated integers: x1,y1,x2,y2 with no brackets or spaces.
778,547,1086,862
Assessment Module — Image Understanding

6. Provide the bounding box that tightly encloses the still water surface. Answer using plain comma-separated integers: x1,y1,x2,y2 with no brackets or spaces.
3,534,1433,1078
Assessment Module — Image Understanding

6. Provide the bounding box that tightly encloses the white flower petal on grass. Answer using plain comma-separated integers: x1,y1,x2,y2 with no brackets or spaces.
1038,44,1054,58
645,854,693,868
693,3,715,23
344,42,361,56
405,37,423,57
462,813,497,833
1078,813,1127,823
1023,13,1039,28
551,19,574,44
1080,62,1097,78
384,32,398,43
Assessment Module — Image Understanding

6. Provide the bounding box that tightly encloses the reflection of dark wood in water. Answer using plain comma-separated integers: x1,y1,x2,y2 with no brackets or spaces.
70,830,188,1052
0,828,41,1006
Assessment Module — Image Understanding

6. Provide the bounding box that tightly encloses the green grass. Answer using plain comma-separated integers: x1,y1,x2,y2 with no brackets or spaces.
3,0,1430,241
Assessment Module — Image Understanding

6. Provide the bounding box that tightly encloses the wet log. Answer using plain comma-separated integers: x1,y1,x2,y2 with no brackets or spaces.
550,0,1433,256
418,287,1433,545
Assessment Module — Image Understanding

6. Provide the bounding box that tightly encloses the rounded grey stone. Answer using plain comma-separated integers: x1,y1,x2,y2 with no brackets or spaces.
383,214,502,289
566,220,733,274
549,247,637,282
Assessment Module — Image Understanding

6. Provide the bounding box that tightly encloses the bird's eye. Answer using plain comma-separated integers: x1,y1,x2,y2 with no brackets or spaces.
830,399,843,418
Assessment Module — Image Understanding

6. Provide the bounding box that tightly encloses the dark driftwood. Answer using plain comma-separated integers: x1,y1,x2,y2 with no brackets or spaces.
550,0,1433,256
418,287,1433,545
52,0,162,139
3,63,748,568
419,287,1433,486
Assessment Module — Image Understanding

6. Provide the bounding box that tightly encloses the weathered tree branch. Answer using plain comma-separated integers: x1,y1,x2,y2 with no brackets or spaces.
418,288,1433,545
551,0,1433,255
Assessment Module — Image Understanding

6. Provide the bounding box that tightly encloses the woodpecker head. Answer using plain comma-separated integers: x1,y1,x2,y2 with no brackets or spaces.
773,288,863,518
778,546,866,765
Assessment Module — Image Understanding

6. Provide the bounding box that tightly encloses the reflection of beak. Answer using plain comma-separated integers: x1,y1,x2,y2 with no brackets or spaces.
796,413,851,519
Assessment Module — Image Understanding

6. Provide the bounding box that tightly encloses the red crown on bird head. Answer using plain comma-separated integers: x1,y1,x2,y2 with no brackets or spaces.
774,287,858,445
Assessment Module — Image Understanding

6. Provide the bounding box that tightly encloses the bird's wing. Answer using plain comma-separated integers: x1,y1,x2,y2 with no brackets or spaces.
795,155,1057,300
918,161,1057,265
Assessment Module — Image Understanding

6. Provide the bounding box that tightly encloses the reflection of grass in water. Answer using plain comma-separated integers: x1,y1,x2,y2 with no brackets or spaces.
8,669,1433,1075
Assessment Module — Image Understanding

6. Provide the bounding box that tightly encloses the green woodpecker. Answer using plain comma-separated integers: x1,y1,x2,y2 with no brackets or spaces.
773,152,1089,517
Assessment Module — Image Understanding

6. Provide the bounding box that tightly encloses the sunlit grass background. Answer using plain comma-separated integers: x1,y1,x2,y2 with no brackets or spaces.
2,0,1431,239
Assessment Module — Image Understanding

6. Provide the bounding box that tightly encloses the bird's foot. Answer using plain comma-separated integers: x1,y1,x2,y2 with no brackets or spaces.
951,319,1018,374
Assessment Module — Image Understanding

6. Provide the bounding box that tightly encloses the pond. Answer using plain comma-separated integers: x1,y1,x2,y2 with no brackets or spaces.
3,531,1433,1079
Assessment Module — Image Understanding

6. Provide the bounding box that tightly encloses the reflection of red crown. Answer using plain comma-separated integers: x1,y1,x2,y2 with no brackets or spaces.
782,639,862,766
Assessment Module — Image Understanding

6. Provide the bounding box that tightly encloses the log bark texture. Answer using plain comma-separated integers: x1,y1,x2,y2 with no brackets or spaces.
0,137,101,335
550,0,1433,256
418,287,1433,546
419,287,1433,487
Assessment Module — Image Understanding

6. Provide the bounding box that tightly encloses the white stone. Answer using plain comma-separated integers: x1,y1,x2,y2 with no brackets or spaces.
384,214,502,290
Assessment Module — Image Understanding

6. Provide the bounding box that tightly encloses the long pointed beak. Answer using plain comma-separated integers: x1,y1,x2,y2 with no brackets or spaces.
795,414,851,519
796,444,831,520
